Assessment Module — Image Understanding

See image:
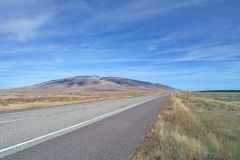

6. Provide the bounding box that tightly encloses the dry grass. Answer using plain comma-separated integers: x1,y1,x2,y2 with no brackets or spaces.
132,92,240,160
0,91,164,112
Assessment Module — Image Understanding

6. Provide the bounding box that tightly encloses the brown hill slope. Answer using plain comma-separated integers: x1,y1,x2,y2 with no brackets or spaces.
9,76,176,92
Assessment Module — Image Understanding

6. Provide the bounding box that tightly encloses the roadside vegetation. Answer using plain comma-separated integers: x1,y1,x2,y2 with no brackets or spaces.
0,91,164,112
132,92,240,160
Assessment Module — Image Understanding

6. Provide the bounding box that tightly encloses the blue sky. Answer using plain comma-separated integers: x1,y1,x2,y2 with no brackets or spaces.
0,0,239,90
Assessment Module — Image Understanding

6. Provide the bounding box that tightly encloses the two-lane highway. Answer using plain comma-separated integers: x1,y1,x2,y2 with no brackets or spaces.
0,93,169,159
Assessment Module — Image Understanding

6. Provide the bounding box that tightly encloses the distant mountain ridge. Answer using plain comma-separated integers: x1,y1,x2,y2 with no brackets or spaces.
9,76,176,92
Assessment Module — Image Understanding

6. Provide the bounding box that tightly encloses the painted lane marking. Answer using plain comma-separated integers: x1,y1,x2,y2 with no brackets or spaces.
0,95,165,154
0,117,34,125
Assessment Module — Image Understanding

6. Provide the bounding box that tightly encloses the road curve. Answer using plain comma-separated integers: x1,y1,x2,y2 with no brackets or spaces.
0,94,169,160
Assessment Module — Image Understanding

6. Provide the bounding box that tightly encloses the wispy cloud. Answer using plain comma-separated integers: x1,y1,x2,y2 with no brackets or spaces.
148,29,205,51
149,32,183,51
0,13,53,41
0,0,54,41
169,43,240,62
0,0,210,40
112,0,206,23
67,0,208,35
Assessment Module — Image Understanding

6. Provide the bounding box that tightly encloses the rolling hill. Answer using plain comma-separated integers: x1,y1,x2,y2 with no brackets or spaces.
9,76,176,92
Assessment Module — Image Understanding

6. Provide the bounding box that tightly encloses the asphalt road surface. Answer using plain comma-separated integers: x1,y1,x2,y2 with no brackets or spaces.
0,93,169,160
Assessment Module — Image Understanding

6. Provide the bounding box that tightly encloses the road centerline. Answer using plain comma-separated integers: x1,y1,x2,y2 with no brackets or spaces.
0,117,34,125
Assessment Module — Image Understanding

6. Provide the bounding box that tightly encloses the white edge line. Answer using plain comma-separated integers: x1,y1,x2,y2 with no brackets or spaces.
0,95,164,154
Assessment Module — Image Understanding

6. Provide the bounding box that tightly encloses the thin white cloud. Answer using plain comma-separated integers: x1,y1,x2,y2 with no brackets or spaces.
169,43,240,62
153,33,178,44
74,0,208,35
148,45,158,51
0,0,208,40
114,0,206,23
0,13,53,42
148,33,178,51
148,30,203,51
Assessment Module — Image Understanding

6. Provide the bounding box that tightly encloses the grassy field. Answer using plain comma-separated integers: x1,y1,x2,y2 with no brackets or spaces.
132,92,240,160
0,91,164,112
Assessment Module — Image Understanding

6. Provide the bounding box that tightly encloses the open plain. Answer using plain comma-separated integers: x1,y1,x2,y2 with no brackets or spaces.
132,92,240,160
0,91,163,112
